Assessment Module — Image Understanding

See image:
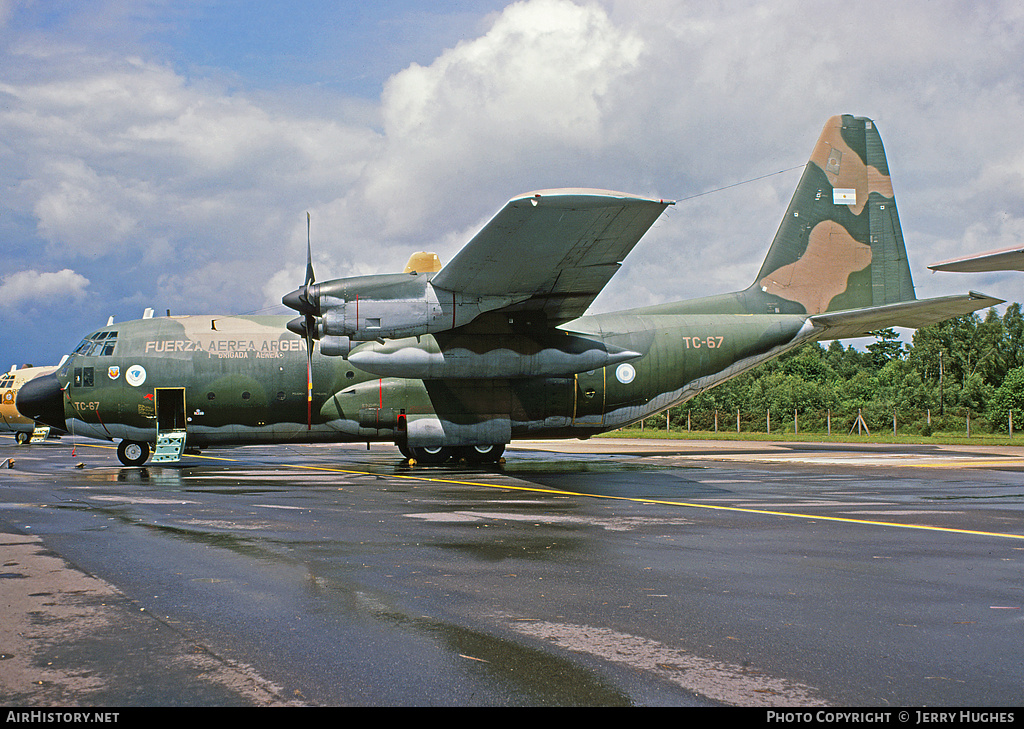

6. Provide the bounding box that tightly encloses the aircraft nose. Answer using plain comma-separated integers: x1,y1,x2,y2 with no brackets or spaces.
16,373,66,430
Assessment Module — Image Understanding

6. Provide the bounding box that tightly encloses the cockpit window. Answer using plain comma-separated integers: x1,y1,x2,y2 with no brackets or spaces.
72,331,119,357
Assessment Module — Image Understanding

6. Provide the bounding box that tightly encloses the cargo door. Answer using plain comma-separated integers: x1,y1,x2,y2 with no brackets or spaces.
153,387,187,463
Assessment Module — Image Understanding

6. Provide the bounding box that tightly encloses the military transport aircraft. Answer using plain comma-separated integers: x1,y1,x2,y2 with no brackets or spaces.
1,363,61,443
18,115,1001,466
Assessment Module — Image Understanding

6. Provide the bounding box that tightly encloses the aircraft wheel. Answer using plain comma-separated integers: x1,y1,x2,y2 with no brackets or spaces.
461,444,505,463
15,431,29,445
411,445,451,464
117,440,150,466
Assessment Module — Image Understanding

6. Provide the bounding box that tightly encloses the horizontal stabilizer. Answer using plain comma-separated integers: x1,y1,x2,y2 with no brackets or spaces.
808,291,1003,340
929,246,1024,273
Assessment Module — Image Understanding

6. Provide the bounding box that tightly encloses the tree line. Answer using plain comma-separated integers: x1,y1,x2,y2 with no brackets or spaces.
650,303,1024,436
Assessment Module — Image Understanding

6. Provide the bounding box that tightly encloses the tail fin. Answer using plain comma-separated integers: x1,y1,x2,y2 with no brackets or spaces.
749,114,915,314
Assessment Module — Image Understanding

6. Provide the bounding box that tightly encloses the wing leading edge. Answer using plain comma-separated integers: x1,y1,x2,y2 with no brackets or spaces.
430,189,674,323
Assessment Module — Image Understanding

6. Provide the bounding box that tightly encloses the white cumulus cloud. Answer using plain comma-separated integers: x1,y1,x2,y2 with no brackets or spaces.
0,269,90,308
358,0,646,237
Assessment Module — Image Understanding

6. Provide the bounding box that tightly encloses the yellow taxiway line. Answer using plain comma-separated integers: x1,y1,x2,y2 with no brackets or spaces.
55,441,1024,542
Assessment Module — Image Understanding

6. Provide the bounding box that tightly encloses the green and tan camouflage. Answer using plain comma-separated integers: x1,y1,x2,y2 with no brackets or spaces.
18,115,1001,465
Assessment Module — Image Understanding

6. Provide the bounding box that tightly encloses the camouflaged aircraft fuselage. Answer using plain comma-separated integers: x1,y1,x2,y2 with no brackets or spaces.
47,306,812,447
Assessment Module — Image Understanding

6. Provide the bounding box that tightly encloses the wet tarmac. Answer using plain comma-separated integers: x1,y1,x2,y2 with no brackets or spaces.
2,434,1024,706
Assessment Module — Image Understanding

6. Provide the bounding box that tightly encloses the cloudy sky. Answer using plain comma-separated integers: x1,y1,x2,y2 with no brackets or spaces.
2,0,1023,366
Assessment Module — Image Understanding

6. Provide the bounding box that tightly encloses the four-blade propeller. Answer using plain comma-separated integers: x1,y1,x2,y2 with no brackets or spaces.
282,213,317,430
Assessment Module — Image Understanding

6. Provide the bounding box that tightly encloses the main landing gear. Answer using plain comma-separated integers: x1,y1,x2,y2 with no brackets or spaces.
117,439,150,466
399,443,505,465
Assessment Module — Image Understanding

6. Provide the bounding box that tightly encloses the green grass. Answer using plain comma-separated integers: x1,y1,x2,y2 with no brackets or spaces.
600,427,1023,447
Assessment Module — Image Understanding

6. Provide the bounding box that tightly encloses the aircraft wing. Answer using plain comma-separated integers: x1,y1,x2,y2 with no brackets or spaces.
808,292,1003,340
430,189,673,323
928,246,1024,273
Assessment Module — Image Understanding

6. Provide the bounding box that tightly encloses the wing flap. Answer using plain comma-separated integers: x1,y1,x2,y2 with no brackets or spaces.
431,189,672,322
809,292,1003,340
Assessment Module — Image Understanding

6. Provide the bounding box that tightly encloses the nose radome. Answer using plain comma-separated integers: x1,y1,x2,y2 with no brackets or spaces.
16,373,65,430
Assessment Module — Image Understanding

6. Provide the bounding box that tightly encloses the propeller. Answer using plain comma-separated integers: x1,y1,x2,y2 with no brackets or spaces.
302,213,314,430
282,212,318,430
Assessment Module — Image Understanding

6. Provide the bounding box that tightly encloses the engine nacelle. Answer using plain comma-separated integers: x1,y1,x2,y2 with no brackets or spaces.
319,297,446,340
318,287,517,342
284,266,520,352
